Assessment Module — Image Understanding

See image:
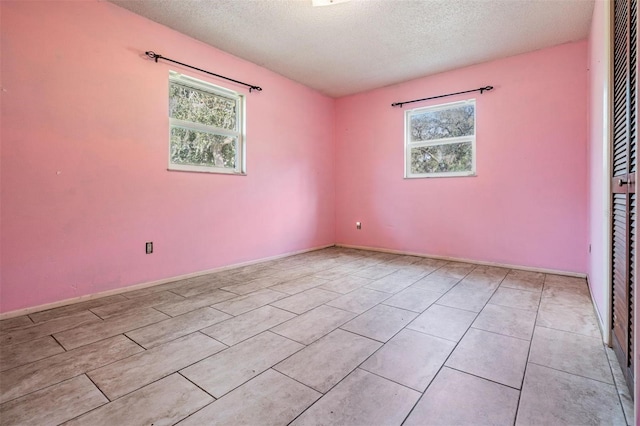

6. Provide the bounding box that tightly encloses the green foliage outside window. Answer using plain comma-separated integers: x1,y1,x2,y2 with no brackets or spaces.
170,84,236,130
170,128,236,168
410,104,474,142
410,143,472,174
169,81,240,170
406,102,475,176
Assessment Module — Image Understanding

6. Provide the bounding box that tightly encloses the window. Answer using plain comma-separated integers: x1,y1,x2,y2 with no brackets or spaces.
405,99,476,178
168,71,245,174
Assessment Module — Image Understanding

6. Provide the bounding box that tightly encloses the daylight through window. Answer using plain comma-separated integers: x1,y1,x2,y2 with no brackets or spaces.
168,71,245,174
405,99,476,178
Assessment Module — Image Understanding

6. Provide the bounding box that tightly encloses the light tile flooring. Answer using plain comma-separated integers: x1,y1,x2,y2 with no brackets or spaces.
0,247,633,425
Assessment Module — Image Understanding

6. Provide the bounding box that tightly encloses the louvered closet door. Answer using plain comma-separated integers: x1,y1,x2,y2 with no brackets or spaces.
612,0,637,396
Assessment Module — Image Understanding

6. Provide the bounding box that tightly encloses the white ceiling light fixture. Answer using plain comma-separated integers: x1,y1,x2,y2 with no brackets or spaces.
312,0,350,6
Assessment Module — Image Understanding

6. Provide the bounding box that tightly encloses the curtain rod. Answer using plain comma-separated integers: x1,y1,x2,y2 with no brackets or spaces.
145,51,263,93
391,85,493,108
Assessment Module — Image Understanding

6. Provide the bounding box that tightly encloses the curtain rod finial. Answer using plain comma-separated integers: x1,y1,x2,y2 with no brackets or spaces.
145,51,160,62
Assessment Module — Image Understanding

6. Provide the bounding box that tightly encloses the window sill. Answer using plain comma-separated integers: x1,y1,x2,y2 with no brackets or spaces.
168,166,246,175
404,173,477,179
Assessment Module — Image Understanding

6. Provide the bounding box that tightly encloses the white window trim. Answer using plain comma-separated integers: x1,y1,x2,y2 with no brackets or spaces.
168,71,246,175
404,99,476,179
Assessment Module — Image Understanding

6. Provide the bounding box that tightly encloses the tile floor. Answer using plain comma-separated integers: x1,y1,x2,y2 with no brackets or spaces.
0,247,633,425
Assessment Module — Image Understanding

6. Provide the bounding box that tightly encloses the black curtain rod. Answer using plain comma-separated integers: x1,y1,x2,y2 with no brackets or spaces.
391,85,493,108
145,51,262,93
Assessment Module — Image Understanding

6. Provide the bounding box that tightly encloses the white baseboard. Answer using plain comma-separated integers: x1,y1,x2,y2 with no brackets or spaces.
586,274,610,346
1,243,590,320
0,244,334,320
336,243,588,278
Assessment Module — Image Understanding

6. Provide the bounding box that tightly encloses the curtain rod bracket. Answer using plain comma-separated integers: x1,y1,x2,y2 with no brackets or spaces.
144,50,262,93
145,51,160,63
392,85,494,108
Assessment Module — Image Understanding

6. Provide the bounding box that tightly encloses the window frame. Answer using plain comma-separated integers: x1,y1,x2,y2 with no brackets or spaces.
404,98,476,179
168,71,246,175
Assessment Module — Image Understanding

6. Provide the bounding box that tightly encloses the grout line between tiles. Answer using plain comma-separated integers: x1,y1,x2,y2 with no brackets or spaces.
177,370,220,401
404,325,460,343
19,374,111,425
84,372,113,402
533,323,602,339
266,367,328,397
603,347,633,426
499,283,544,294
273,283,432,423
49,333,68,352
400,266,513,425
1,250,615,426
121,332,149,351
268,307,357,346
171,378,218,424
468,325,532,342
399,266,482,425
443,365,523,391
183,336,309,402
512,272,545,425
0,371,101,406
485,300,540,313
357,366,429,393
79,332,228,404
87,307,109,321
432,301,481,314
201,317,295,347
51,313,177,352
526,361,617,387
1,333,154,405
282,360,370,424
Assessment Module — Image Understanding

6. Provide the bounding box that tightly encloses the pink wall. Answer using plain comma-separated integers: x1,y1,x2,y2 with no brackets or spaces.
0,1,335,313
0,1,592,315
587,0,609,329
335,41,589,273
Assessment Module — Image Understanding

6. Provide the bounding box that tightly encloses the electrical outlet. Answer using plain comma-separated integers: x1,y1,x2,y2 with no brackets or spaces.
356,222,362,230
146,242,153,254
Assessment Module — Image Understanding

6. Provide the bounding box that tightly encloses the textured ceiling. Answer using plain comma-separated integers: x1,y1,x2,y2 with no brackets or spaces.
109,0,595,97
